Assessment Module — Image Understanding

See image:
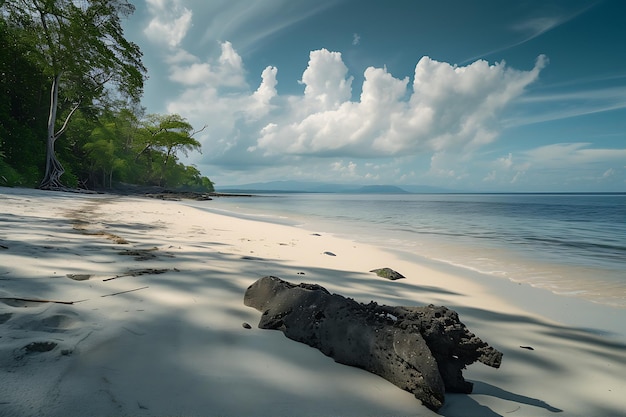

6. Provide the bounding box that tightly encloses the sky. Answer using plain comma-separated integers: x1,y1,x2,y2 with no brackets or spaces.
123,0,626,192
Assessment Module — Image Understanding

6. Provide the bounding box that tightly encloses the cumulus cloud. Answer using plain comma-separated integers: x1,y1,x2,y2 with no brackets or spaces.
253,52,547,158
248,66,278,119
300,49,353,111
155,40,550,187
144,0,192,48
169,42,247,88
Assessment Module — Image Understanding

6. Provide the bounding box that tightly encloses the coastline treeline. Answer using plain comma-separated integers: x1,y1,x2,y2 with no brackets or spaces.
0,0,214,192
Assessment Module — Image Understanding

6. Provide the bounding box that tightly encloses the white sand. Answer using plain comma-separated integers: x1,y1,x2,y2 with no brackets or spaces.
0,187,624,417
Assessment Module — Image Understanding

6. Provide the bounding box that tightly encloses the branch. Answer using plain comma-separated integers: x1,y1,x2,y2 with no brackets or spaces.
191,124,208,138
54,100,82,139
90,71,115,89
134,143,152,162
0,296,75,305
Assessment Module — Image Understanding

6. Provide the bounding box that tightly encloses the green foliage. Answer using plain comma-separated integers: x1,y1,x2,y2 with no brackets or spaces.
134,114,203,187
1,0,147,188
0,3,215,191
0,18,47,186
0,158,23,186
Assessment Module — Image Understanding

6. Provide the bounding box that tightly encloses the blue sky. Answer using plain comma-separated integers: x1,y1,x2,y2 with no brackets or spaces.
124,0,626,191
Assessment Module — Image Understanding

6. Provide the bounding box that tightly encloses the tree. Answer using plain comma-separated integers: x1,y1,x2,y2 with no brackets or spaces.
0,0,146,189
135,114,203,187
0,18,48,186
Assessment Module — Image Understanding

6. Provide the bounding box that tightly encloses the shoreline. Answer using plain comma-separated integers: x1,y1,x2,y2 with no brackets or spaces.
1,187,625,416
197,193,626,312
193,195,626,342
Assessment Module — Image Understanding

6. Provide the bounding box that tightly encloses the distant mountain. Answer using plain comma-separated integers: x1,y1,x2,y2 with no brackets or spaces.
217,181,455,194
350,185,409,194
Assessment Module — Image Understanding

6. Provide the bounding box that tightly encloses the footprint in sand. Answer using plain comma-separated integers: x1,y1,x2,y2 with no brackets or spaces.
11,310,81,333
0,313,13,324
14,341,60,361
22,341,57,353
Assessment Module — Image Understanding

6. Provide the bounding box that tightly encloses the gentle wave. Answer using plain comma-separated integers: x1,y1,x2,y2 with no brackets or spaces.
201,193,626,308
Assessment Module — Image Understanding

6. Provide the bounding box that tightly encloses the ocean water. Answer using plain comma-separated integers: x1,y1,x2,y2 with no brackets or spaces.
194,193,626,308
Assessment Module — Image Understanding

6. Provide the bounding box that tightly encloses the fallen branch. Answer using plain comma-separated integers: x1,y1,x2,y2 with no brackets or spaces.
103,268,170,282
244,276,503,412
101,286,149,298
0,297,75,305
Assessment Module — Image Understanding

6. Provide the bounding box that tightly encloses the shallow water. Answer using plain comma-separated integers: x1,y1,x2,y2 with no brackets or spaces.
193,193,626,308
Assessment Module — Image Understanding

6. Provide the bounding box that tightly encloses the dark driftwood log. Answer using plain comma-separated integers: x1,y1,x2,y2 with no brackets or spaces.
244,276,502,411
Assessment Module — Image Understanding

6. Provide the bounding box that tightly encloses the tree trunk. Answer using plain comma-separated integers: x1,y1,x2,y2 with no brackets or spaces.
40,74,64,189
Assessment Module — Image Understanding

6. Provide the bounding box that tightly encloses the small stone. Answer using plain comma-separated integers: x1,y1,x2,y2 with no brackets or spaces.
370,267,405,280
242,322,252,329
323,251,336,256
66,274,92,281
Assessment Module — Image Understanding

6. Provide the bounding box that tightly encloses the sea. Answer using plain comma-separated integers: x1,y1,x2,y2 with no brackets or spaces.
192,193,626,309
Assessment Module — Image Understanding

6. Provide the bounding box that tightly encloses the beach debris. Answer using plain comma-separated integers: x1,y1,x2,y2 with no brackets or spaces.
241,256,266,261
242,322,252,329
323,251,336,256
520,345,535,350
100,286,149,298
66,273,92,281
0,297,76,306
102,268,171,282
311,233,322,236
370,267,405,280
118,247,160,261
244,276,503,412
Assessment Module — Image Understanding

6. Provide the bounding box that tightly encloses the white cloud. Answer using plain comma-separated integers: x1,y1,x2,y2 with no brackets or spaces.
168,41,247,88
523,143,626,166
254,52,546,157
474,143,626,189
352,33,360,46
153,41,553,188
194,1,339,54
505,85,626,127
300,49,353,111
510,170,525,184
461,3,595,64
496,153,514,170
144,0,192,48
602,168,615,178
483,170,497,182
331,160,358,177
248,66,278,119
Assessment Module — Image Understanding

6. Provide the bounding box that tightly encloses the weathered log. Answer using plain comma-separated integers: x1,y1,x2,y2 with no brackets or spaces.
244,276,502,411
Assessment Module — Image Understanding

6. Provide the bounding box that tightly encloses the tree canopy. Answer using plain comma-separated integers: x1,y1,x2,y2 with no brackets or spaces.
0,1,214,192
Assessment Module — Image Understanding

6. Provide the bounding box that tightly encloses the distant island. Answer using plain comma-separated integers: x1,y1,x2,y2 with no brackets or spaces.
350,185,408,194
217,181,454,194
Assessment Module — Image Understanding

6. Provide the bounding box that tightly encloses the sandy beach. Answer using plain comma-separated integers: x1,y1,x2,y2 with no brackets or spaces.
0,187,624,417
